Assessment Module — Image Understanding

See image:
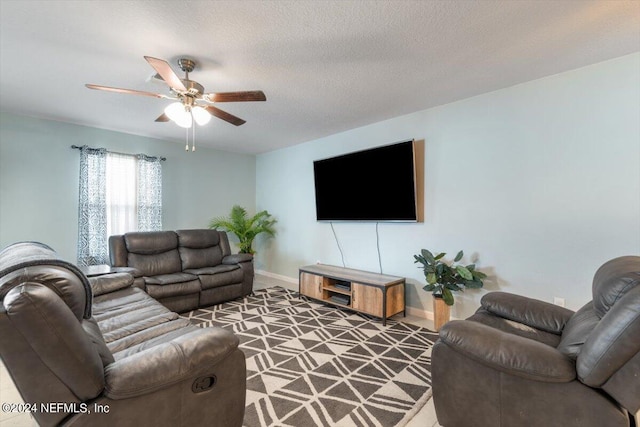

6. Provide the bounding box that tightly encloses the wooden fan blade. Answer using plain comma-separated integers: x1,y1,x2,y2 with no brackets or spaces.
85,84,166,98
204,106,246,126
144,56,187,92
155,113,170,122
206,91,266,103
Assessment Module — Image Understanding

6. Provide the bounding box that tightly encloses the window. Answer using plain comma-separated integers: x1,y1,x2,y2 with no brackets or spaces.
77,146,162,266
106,152,137,237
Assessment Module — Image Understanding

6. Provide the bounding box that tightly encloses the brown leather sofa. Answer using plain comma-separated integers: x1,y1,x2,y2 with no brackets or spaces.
0,241,246,427
432,256,640,427
109,229,254,312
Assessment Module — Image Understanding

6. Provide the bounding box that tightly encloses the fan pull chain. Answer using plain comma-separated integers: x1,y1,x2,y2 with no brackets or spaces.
192,121,196,152
182,111,198,153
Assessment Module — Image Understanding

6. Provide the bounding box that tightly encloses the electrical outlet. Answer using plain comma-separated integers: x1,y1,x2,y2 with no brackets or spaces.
553,297,565,307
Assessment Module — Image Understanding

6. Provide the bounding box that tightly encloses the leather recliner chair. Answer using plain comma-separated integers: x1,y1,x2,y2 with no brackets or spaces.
0,242,246,427
432,256,640,427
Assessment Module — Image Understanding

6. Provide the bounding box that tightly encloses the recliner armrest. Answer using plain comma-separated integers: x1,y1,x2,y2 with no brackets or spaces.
481,292,574,334
104,327,240,399
439,320,576,382
222,254,253,265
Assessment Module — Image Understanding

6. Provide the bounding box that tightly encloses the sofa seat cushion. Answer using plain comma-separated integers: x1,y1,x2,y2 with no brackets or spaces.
97,303,177,338
101,311,180,344
468,309,562,348
92,287,154,319
107,318,193,356
184,265,239,276
188,266,244,290
145,279,201,300
111,324,203,360
93,288,176,338
92,286,193,356
144,272,198,285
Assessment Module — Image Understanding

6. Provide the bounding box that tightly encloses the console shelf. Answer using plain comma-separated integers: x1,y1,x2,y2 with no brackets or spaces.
298,264,405,326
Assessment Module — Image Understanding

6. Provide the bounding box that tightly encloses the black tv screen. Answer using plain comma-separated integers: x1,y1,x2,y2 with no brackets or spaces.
313,140,418,221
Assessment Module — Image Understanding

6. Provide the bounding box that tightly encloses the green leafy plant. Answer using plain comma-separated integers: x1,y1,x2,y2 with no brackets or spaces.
414,249,487,306
209,205,277,254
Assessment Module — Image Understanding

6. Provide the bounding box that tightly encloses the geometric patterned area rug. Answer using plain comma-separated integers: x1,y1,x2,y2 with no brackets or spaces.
181,286,439,427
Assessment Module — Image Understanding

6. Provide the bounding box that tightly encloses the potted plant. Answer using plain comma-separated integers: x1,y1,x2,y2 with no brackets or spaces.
414,249,486,330
209,205,277,254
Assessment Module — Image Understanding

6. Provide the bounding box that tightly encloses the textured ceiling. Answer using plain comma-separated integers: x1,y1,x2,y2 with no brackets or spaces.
1,1,638,154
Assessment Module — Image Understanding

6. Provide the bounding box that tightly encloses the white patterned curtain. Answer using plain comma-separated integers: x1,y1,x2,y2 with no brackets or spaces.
77,147,162,266
77,146,108,266
136,154,163,231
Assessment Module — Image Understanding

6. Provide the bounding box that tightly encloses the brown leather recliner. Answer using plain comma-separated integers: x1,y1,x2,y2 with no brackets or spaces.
0,241,246,427
432,256,640,427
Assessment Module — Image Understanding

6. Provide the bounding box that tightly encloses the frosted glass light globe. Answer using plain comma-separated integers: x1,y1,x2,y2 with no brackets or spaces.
164,102,192,128
192,106,211,126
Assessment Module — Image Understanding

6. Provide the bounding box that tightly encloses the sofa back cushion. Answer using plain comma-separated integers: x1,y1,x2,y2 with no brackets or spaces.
3,283,105,399
124,231,181,276
0,242,92,319
577,284,640,387
557,302,599,360
562,256,640,389
108,235,128,267
592,255,640,318
177,230,223,270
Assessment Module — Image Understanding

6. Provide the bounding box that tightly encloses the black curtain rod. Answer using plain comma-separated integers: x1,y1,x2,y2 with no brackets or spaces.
70,145,166,161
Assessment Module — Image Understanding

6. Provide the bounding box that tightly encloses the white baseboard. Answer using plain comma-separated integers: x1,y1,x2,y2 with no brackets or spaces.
255,270,298,285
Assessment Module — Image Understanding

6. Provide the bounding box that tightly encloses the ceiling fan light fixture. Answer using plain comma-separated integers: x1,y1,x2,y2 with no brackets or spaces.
86,56,265,152
192,106,211,126
175,113,193,129
165,101,192,128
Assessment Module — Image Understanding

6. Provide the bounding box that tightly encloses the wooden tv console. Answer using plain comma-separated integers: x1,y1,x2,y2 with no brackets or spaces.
298,264,405,326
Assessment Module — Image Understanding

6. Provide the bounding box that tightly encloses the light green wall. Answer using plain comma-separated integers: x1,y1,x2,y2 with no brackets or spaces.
0,113,256,262
2,54,639,320
256,53,640,319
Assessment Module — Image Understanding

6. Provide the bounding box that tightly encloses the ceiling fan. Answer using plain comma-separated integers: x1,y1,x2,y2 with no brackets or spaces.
86,56,266,128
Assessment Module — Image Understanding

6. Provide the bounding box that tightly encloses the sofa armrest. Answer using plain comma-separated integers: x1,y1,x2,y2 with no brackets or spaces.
104,327,240,399
110,266,143,278
222,254,253,265
439,320,576,382
89,273,134,296
481,292,574,334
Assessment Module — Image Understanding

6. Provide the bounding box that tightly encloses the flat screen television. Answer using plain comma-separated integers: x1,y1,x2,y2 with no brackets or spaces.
313,140,418,221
